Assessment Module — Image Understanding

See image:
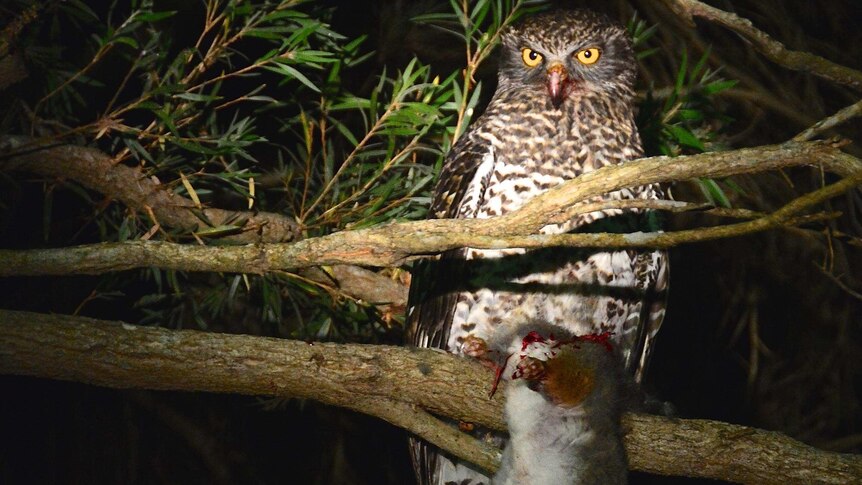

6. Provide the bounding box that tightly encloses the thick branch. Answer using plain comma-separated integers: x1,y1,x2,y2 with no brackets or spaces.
494,140,858,231
0,211,838,276
659,0,862,91
0,310,859,484
0,136,408,305
0,136,302,243
2,141,860,276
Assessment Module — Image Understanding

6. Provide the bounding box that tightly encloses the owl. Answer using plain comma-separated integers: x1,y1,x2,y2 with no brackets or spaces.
406,9,668,485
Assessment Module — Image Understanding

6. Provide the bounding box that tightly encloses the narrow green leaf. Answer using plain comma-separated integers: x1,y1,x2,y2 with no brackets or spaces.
666,125,705,151
136,10,177,22
703,79,738,95
270,64,320,92
698,178,732,208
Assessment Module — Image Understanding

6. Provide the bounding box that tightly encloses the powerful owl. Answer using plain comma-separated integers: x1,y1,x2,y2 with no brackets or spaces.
406,9,668,485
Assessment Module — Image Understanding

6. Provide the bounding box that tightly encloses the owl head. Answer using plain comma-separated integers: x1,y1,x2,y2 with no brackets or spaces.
498,9,637,108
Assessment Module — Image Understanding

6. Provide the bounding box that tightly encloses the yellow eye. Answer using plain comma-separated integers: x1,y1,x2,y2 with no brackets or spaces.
521,48,543,67
575,47,601,65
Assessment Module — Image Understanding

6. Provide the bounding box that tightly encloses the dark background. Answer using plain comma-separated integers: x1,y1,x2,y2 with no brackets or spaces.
2,1,862,483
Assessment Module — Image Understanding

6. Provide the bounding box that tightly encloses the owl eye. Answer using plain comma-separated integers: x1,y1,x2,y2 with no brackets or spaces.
575,47,601,65
521,48,543,67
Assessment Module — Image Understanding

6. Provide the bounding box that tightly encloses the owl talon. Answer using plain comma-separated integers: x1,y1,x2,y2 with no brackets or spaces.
462,335,489,359
458,421,476,432
512,356,547,381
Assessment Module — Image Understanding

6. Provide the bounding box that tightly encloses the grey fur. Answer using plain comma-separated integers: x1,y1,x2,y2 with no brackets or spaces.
489,324,629,485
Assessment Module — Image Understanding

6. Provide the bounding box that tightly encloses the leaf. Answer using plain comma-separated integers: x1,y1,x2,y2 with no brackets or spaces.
179,172,202,208
173,92,221,102
330,118,360,146
153,109,180,136
269,63,321,92
136,10,177,22
697,178,732,208
195,225,244,237
112,36,140,49
666,125,705,151
703,79,738,95
676,109,705,122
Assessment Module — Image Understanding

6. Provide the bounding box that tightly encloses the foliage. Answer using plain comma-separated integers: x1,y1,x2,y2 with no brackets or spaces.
412,0,547,139
0,0,554,341
3,4,861,483
1,0,735,339
634,23,739,207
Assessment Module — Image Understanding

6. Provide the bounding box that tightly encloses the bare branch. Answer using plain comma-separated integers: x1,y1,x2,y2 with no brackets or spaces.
2,141,860,276
658,0,862,91
301,265,408,308
624,413,862,484
0,212,839,277
361,398,502,473
0,136,409,305
0,136,302,244
494,140,858,231
795,99,862,142
1,309,859,484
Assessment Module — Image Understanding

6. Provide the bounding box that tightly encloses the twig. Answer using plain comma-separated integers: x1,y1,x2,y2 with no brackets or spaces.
1,309,860,484
0,136,302,244
659,0,862,91
794,99,862,142
0,136,410,305
813,263,862,302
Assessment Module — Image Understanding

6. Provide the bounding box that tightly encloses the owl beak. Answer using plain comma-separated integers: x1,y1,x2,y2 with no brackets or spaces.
547,63,569,109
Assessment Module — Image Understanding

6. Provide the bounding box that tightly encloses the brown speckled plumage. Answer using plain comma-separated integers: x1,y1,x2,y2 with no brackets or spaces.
407,9,668,485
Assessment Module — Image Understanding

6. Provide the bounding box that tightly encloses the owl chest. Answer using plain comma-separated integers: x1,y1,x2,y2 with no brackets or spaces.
445,147,658,355
459,155,577,220
483,170,566,218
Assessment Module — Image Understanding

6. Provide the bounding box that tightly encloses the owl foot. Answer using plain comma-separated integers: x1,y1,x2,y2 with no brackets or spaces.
461,335,508,398
462,335,501,371
461,335,489,359
511,356,548,381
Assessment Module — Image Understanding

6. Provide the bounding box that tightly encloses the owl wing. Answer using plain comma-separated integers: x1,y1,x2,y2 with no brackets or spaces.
407,133,493,349
627,248,669,383
406,134,494,485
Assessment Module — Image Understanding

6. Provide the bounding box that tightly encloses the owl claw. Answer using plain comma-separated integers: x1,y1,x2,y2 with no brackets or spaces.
461,335,506,398
462,335,490,359
512,356,548,381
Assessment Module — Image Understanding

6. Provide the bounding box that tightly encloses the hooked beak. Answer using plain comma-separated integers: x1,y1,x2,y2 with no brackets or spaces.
547,63,569,109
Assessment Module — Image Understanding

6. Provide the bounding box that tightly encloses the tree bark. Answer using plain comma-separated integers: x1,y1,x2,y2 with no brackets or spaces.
1,309,859,484
0,135,408,306
658,0,862,91
3,140,860,276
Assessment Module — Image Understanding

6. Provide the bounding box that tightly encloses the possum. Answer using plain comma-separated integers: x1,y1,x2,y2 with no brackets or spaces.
474,322,633,485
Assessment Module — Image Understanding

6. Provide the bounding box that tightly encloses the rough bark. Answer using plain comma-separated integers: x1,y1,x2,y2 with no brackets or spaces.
2,140,860,276
0,135,408,306
1,309,859,484
658,0,862,91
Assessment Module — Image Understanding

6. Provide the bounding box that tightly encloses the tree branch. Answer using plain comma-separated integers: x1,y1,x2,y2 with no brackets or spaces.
2,141,860,276
0,136,302,243
302,265,408,308
795,99,862,142
658,0,862,91
1,309,859,484
0,135,409,306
